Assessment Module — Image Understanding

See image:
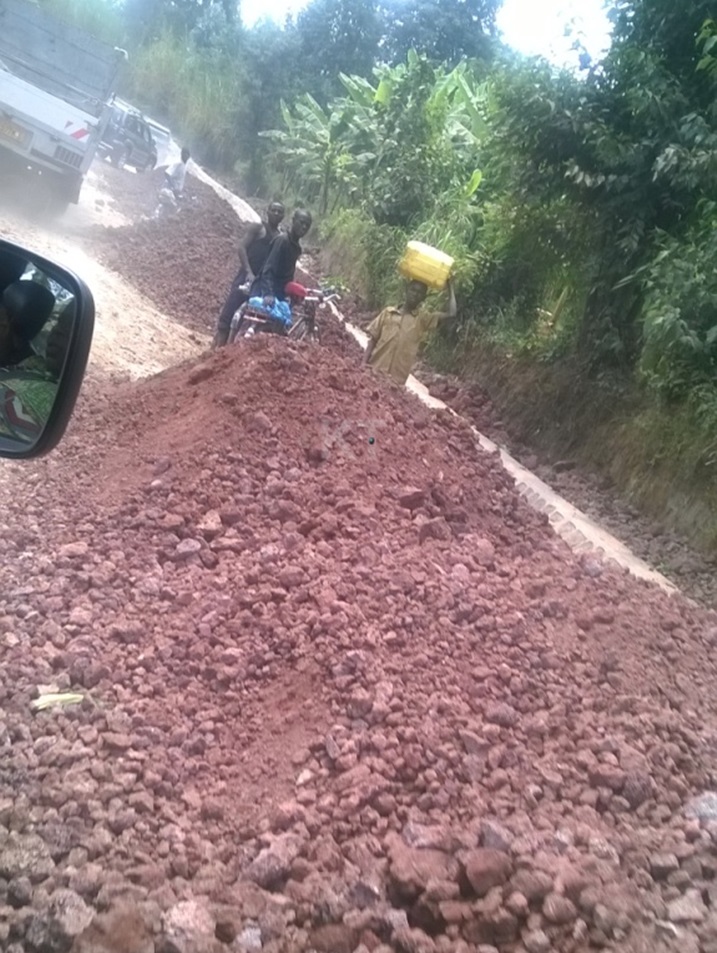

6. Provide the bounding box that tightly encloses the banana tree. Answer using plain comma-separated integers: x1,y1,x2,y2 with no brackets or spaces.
262,53,491,222
340,57,489,148
260,93,354,215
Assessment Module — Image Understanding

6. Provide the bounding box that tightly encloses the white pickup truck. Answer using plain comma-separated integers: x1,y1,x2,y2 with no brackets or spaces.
0,0,125,213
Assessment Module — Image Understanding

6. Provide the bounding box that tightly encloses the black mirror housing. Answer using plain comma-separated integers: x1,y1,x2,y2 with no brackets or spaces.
0,238,94,459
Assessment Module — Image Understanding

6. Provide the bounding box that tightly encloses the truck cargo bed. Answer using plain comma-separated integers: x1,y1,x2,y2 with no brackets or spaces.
0,0,124,116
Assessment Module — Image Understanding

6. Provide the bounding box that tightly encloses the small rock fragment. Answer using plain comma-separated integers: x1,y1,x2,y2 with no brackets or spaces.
523,929,551,953
543,892,578,925
649,853,679,881
398,487,426,509
685,791,717,822
463,849,513,897
485,703,518,728
667,890,706,924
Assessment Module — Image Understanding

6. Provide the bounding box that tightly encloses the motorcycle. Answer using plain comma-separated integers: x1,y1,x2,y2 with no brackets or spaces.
227,292,292,343
228,283,340,345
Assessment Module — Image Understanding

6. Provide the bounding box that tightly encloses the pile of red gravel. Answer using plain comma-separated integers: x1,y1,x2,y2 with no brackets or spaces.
2,336,717,952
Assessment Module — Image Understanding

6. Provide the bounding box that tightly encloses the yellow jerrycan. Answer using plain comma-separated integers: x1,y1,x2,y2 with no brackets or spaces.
399,241,454,291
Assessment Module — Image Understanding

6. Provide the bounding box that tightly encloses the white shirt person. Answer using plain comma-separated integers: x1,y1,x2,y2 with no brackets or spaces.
165,147,190,197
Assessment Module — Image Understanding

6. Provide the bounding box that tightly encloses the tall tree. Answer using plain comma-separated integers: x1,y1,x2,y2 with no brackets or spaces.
122,0,239,46
295,0,382,102
380,0,499,68
608,0,714,104
237,18,304,191
484,0,717,373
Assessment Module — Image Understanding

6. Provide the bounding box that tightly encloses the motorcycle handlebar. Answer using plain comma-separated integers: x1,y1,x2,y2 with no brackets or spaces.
304,289,341,304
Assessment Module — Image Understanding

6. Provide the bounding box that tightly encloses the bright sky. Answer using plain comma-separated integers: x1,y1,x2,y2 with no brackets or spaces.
241,0,613,68
242,0,306,27
496,0,612,67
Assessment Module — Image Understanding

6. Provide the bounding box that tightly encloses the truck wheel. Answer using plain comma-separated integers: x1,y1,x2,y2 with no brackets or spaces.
46,194,70,218
33,181,70,219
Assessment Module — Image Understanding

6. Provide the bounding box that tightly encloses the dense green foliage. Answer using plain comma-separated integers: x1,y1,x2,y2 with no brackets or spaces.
311,0,717,419
263,56,484,222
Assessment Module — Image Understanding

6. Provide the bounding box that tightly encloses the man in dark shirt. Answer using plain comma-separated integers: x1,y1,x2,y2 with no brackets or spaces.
213,201,286,347
251,209,313,306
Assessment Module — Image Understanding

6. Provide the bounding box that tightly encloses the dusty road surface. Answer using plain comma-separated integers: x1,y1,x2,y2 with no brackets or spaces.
2,164,717,953
0,163,205,381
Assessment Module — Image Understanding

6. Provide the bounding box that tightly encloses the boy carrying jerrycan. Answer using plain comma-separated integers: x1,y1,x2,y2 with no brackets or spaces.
364,241,456,387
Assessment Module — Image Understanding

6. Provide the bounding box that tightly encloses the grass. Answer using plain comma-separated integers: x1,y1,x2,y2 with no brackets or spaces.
319,209,406,309
125,34,249,171
426,328,717,552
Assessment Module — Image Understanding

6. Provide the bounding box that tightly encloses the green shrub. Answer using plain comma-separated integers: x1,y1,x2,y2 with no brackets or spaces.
126,32,249,170
639,207,717,400
320,208,406,307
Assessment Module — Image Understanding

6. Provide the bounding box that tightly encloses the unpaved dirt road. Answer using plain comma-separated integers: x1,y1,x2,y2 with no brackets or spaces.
2,163,717,953
0,163,206,382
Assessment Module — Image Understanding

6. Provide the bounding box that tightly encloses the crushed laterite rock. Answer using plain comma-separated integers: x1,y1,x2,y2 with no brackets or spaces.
3,336,717,952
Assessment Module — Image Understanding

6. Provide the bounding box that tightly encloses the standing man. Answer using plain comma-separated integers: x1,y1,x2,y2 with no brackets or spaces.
251,209,313,307
364,277,456,386
213,201,286,347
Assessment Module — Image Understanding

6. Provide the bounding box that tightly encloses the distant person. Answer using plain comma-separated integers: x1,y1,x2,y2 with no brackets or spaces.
165,147,191,199
213,201,286,348
251,209,313,307
364,277,456,386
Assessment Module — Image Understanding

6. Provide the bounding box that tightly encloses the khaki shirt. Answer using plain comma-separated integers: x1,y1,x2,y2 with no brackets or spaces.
366,306,438,386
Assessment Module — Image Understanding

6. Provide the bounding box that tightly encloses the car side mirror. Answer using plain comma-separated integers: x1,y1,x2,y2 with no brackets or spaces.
0,239,94,459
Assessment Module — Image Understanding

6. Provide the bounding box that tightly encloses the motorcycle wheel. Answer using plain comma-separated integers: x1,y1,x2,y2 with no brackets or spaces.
228,314,248,344
289,318,320,343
